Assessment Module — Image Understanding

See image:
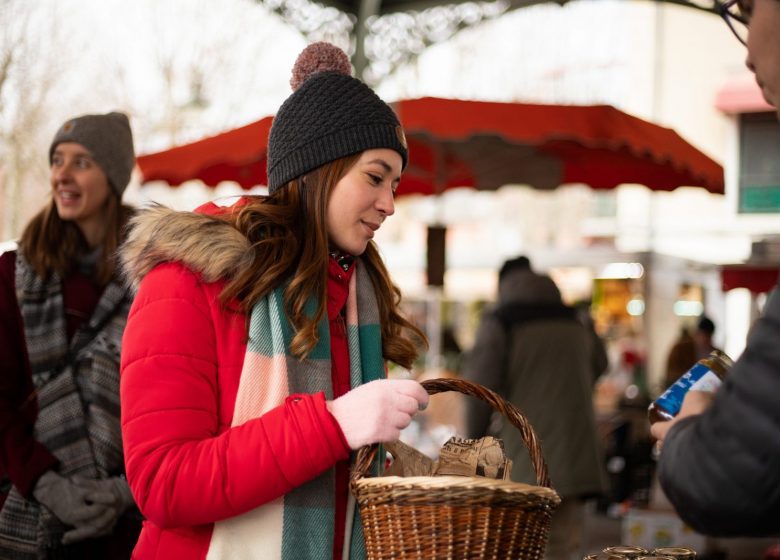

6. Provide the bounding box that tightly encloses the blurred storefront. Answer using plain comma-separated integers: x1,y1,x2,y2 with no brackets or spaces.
395,227,729,393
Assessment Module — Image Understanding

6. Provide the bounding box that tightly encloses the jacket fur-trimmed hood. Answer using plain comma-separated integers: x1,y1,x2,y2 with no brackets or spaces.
120,205,253,291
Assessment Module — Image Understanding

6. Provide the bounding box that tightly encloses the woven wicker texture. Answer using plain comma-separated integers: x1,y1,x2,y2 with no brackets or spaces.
351,378,561,559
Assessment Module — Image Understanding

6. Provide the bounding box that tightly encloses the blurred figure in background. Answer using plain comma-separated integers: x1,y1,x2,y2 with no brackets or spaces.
663,315,720,388
651,0,780,537
0,112,140,558
463,255,608,560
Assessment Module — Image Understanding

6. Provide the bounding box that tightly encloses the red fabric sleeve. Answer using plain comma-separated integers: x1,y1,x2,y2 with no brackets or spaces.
0,251,58,497
121,263,350,529
61,270,101,342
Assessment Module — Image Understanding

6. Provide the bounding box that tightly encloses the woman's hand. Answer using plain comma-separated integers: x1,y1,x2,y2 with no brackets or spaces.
327,379,429,449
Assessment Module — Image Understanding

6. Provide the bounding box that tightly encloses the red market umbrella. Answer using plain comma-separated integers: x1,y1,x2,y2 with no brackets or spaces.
721,265,780,294
137,116,273,189
136,97,724,195
394,97,724,196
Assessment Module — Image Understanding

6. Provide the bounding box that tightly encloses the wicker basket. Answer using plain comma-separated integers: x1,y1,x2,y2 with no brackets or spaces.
350,378,561,560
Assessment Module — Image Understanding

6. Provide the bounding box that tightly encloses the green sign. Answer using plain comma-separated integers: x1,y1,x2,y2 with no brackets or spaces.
739,184,780,213
739,113,780,214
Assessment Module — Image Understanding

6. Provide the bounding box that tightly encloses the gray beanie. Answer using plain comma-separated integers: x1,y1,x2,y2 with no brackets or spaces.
49,111,135,197
267,42,407,193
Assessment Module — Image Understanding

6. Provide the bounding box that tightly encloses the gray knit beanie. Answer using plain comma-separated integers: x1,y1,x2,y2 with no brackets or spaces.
267,42,408,193
49,111,135,197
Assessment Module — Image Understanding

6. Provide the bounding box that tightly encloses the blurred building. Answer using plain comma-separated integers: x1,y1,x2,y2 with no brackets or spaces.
371,0,780,390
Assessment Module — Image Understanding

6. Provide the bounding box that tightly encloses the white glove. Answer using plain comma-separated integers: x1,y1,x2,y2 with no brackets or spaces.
61,476,135,545
327,379,429,449
32,471,107,529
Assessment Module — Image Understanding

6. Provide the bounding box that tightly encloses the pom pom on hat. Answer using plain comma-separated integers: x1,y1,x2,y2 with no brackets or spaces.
266,42,408,193
290,42,352,91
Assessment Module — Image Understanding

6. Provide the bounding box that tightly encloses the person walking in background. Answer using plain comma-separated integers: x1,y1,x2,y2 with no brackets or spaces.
462,255,608,560
650,0,780,537
118,42,429,559
663,315,720,387
0,112,140,558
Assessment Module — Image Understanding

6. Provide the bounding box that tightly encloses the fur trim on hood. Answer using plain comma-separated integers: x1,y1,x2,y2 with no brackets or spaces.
120,205,253,291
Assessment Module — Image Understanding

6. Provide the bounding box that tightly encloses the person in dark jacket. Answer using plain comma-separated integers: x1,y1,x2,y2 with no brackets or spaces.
650,0,780,536
462,256,608,560
0,112,140,558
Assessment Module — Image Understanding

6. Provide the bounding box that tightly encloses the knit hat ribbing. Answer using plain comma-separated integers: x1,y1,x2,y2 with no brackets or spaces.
49,111,136,197
267,42,408,193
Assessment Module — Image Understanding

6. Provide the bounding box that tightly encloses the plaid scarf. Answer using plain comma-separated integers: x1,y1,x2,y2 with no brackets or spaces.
0,251,130,559
205,260,384,560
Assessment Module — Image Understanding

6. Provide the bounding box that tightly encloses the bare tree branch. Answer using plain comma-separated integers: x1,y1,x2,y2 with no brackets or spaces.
0,0,67,240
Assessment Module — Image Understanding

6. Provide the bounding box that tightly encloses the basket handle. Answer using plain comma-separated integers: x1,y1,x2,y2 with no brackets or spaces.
351,377,552,489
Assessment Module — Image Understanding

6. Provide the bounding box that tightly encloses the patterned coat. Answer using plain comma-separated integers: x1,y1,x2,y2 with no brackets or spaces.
0,248,139,557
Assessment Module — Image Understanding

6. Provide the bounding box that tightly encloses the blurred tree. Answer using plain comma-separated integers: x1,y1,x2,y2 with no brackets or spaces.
118,0,298,149
0,1,65,241
0,0,298,240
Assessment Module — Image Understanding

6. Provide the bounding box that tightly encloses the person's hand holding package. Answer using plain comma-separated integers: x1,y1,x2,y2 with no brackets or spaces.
650,390,715,445
327,379,429,449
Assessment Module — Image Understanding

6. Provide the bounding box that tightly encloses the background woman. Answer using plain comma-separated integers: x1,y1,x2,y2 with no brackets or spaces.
0,111,140,558
119,42,429,559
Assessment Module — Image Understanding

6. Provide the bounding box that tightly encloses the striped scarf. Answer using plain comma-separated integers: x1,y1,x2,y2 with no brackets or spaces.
0,251,130,559
206,260,384,560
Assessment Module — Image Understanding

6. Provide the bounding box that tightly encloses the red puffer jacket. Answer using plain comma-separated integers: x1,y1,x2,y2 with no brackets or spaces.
120,205,351,559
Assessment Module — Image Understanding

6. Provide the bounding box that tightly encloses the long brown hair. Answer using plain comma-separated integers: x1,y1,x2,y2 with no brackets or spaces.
222,154,427,368
19,195,134,286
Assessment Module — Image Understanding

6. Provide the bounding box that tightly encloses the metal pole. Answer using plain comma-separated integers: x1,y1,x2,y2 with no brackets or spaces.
353,0,381,80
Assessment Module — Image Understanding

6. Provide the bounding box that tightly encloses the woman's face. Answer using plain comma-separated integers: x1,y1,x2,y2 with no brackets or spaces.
50,142,113,246
326,148,401,256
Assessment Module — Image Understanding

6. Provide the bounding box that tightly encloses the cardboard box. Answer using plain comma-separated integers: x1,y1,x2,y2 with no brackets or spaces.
621,508,707,552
